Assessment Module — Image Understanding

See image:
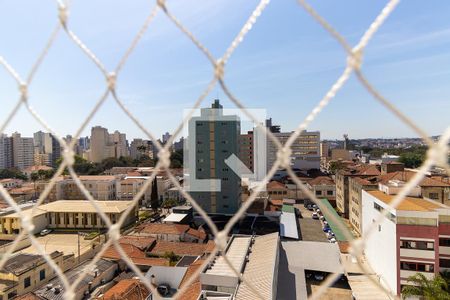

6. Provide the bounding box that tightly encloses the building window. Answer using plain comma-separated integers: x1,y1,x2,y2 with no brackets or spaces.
7,291,16,299
400,261,434,273
315,191,321,196
429,193,439,200
400,240,434,250
327,190,333,196
24,276,31,288
374,202,383,212
439,238,450,247
40,269,45,281
439,259,450,268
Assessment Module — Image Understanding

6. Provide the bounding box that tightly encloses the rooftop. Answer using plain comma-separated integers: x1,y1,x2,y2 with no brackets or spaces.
150,240,213,257
204,236,251,278
235,233,279,300
367,190,442,212
135,223,190,235
308,176,335,186
0,251,62,276
101,279,149,300
378,170,450,187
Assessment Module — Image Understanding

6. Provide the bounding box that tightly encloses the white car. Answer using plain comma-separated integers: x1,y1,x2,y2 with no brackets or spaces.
329,238,336,243
312,212,319,220
40,229,52,236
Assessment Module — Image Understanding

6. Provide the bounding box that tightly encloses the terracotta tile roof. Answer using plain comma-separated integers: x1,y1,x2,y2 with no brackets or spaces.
24,165,53,172
186,228,206,240
150,241,212,256
308,176,335,186
267,181,286,189
378,171,450,187
269,199,283,206
102,243,169,267
367,190,442,212
101,279,149,300
136,223,190,235
78,175,117,181
178,260,204,300
126,171,142,177
205,240,215,254
15,293,42,300
350,177,377,186
341,164,381,176
118,236,156,251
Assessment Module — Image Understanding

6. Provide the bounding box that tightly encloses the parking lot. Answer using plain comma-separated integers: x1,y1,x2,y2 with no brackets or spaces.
295,203,329,243
20,233,102,258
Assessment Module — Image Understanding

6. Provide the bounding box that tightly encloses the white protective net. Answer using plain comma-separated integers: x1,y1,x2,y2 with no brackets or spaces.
0,0,449,299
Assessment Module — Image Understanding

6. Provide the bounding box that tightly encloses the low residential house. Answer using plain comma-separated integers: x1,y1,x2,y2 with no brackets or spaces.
149,240,215,257
8,185,35,203
98,279,149,300
266,181,288,199
31,259,118,300
306,176,335,206
102,236,169,271
0,252,63,300
23,166,53,179
0,179,23,190
133,224,206,243
376,170,450,205
116,178,145,204
60,175,118,200
0,200,138,235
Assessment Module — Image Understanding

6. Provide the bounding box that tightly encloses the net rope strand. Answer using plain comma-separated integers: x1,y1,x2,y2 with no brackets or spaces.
0,0,449,299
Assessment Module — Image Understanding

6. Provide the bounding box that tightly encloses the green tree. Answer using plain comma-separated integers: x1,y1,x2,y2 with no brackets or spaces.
328,160,345,174
399,152,425,168
162,251,180,266
30,172,39,198
401,273,449,300
0,168,27,180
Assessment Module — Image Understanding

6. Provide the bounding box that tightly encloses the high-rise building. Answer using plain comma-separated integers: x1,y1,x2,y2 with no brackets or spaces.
89,126,129,163
110,130,128,158
162,132,172,144
11,132,34,170
266,130,321,171
187,99,241,214
0,134,13,169
33,131,61,167
130,139,154,160
265,118,281,133
90,126,111,163
238,131,254,172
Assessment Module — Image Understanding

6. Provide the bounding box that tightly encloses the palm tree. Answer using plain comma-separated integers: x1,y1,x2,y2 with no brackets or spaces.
30,172,39,199
401,273,449,300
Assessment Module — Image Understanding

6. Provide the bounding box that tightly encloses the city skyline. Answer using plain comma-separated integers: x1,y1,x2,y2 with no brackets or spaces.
1,1,450,140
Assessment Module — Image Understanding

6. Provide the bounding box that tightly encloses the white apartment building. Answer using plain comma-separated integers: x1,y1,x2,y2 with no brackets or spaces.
362,188,450,296
11,132,34,170
267,130,320,171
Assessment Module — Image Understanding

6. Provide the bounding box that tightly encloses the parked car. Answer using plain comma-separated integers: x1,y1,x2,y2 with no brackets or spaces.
312,212,319,220
307,204,314,211
329,238,337,243
319,215,325,221
323,226,331,233
323,221,328,226
40,229,52,236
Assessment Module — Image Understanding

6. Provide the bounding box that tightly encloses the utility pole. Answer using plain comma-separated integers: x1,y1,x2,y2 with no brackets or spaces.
77,232,80,263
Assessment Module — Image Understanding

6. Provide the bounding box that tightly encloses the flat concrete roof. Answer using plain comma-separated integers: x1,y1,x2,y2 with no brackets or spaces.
282,241,344,274
163,213,188,223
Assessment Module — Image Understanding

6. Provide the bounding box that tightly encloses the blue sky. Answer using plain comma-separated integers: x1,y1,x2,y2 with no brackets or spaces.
0,0,449,141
